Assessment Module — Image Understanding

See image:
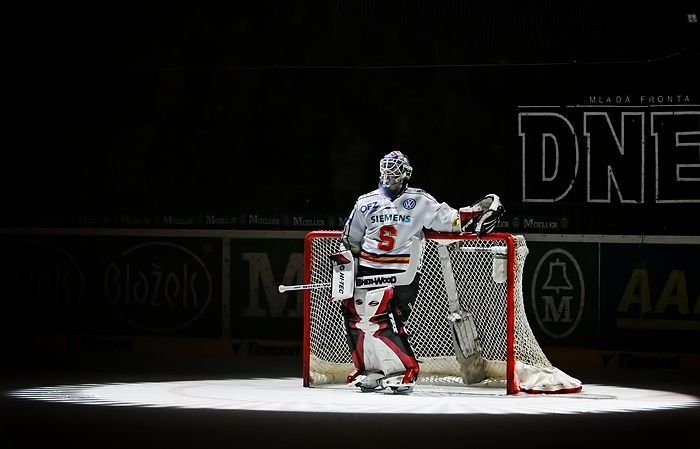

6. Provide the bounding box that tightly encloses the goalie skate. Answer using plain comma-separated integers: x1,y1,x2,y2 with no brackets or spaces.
352,372,386,392
381,375,415,394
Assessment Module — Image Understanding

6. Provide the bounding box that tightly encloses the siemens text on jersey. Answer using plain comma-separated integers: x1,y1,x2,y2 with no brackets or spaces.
369,214,412,224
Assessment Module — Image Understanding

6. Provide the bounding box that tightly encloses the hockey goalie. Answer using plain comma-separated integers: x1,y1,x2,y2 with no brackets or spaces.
335,150,511,393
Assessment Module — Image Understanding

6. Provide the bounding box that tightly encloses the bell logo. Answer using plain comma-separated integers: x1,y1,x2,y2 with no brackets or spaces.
531,249,585,338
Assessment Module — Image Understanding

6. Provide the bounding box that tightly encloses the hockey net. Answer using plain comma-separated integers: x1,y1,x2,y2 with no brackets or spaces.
302,231,582,394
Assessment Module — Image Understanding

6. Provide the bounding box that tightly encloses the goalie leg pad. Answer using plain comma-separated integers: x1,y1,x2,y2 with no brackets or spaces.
392,273,421,322
342,287,420,378
366,311,419,376
341,292,372,374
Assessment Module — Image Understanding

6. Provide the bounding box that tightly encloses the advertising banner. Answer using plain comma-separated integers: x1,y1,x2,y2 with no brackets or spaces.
601,242,700,352
522,240,599,347
0,235,222,337
229,237,305,340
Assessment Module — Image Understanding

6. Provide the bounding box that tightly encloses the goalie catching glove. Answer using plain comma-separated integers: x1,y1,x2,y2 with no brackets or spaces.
459,194,505,235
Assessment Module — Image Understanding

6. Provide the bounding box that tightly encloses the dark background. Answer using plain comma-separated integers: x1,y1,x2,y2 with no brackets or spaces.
0,11,698,449
1,1,698,234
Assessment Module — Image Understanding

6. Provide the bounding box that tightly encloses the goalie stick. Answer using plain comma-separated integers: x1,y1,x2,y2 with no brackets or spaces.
278,236,420,293
437,243,487,385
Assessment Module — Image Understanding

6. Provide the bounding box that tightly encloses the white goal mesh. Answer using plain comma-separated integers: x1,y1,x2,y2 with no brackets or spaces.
302,231,581,394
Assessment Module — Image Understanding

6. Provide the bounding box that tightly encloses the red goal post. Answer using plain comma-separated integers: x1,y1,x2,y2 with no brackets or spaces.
301,230,581,394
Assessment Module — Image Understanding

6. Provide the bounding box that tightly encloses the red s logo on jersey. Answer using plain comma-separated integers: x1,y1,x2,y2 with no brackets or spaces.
378,225,397,251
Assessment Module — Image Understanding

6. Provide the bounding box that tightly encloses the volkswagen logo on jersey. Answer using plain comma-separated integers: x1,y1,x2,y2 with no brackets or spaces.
402,198,416,210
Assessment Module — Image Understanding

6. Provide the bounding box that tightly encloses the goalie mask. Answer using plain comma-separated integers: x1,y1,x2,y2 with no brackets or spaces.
379,150,413,199
460,194,505,236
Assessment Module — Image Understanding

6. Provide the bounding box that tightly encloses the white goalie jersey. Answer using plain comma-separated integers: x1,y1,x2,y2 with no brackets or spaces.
342,187,460,271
